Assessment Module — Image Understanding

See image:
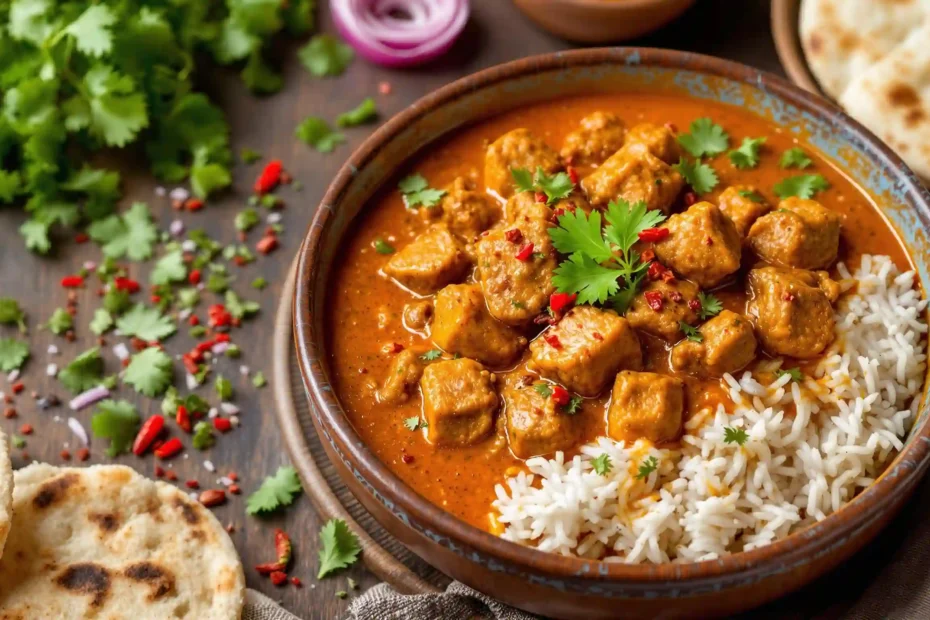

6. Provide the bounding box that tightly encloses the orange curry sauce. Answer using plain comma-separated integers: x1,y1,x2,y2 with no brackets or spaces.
325,94,911,532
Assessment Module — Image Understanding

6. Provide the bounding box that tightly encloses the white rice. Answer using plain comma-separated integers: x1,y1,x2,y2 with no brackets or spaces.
492,255,928,562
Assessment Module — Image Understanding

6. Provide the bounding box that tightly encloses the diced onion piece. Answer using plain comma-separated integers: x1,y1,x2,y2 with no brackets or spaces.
68,417,90,446
69,385,110,411
331,0,469,68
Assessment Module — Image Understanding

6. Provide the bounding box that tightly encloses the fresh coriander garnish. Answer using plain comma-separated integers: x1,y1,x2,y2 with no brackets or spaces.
240,148,262,164
215,375,233,401
636,456,659,480
775,367,803,382
10,435,25,449
561,394,583,415
697,292,723,320
677,118,729,158
337,97,378,128
90,400,140,457
251,277,268,290
123,347,173,397
58,348,104,394
88,202,158,261
296,117,346,153
225,290,260,321
723,426,749,446
728,137,766,170
374,239,395,254
247,466,303,515
45,308,73,335
680,321,703,342
116,304,175,341
419,349,442,361
318,518,361,578
403,416,427,431
0,338,29,372
192,421,215,450
89,308,114,335
299,34,355,77
510,166,575,204
533,383,553,398
510,300,526,309
738,189,765,203
252,371,267,388
150,250,187,285
592,453,612,476
773,174,830,199
674,158,719,194
398,174,446,209
779,147,813,169
0,298,27,332
235,208,260,232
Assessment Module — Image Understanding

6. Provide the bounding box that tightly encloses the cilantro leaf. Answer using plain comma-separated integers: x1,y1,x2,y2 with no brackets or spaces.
235,208,260,232
150,250,187,286
215,375,234,401
252,371,267,388
677,118,729,158
697,292,723,320
374,239,395,254
398,175,428,194
728,137,766,170
511,167,535,193
192,421,215,450
775,367,803,382
88,202,157,261
318,518,361,578
674,158,719,194
240,148,262,164
102,288,132,315
116,304,176,341
299,34,354,77
190,162,231,198
0,338,29,372
337,98,378,128
533,383,552,398
419,349,442,361
779,147,813,169
58,347,104,394
90,400,140,457
510,167,574,204
592,453,612,476
295,117,345,153
0,298,27,332
680,321,703,343
723,426,749,446
225,290,260,321
123,347,173,397
608,275,643,315
561,394,583,415
45,308,73,335
773,174,830,199
64,5,116,57
552,253,621,305
603,199,666,254
403,416,424,431
398,174,446,209
548,210,613,262
247,466,303,514
738,189,765,203
20,220,50,254
636,455,659,480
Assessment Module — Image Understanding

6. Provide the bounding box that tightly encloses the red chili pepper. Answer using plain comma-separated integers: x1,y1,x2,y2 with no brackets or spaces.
60,275,84,288
567,166,579,185
661,269,676,283
644,290,664,312
514,242,534,261
275,529,292,567
640,248,656,263
214,333,231,343
176,405,192,433
185,479,200,489
254,159,283,194
132,415,165,456
150,294,161,304
11,382,23,394
534,191,547,203
549,292,577,315
20,423,33,435
184,198,204,211
233,255,246,267
154,465,165,478
188,269,201,285
255,562,285,575
213,417,232,433
182,354,200,375
196,339,216,353
154,437,183,459
113,277,140,293
683,191,698,206
188,315,200,326
256,235,279,255
291,577,302,587
504,228,523,244
270,571,288,586
229,484,241,494
550,385,570,406
543,332,562,349
74,232,89,244
668,290,683,303
648,261,674,282
688,298,701,312
637,228,670,243
165,470,178,481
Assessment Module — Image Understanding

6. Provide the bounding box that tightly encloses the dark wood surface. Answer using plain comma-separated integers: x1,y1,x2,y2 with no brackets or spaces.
0,1,813,618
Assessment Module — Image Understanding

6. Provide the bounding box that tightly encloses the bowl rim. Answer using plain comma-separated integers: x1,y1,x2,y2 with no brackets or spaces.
294,47,930,583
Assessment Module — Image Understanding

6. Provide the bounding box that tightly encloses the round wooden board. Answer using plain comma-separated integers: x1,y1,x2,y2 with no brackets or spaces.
770,0,822,96
272,257,449,595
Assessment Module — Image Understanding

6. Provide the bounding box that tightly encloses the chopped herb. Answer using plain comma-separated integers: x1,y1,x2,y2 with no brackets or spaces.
0,338,29,372
728,137,766,170
215,375,233,401
259,194,279,209
58,347,104,393
335,591,347,600
697,292,723,320
89,308,114,335
235,208,260,232
189,325,207,338
177,288,200,309
510,166,574,204
680,321,703,343
295,117,346,153
738,189,765,203
206,272,230,294
560,394,583,415
0,298,27,332
677,118,729,158
674,158,719,194
533,383,553,398
348,577,358,590
592,453,612,476
225,344,242,358
240,148,263,164
779,147,813,169
90,400,140,457
116,304,176,341
419,349,442,361
123,347,173,397
510,300,526,309
775,367,803,382
247,466,303,514
403,416,423,431
102,288,132,315
723,426,749,446
251,277,268,290
337,97,378,127
299,34,354,77
373,239,395,254
636,456,659,480
225,290,260,321
774,174,830,199
150,250,187,286
10,435,25,449
318,518,361,578
192,421,215,450
87,203,158,261
252,371,267,388
398,174,446,209
46,308,73,335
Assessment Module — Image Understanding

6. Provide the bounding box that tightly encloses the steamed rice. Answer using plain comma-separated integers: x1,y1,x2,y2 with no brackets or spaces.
492,255,928,562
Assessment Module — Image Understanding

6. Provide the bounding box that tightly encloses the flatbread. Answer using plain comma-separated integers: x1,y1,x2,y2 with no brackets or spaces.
0,464,244,619
800,0,930,99
0,430,11,560
840,24,930,180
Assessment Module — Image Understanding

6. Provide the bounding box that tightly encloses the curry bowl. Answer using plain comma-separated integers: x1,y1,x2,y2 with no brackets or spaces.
512,0,696,43
293,49,930,619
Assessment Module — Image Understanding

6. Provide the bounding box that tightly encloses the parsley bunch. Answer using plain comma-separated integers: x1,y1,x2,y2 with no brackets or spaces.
0,0,314,253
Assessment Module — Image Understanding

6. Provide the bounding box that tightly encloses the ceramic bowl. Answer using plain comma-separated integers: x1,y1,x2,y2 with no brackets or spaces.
293,48,930,619
513,0,696,43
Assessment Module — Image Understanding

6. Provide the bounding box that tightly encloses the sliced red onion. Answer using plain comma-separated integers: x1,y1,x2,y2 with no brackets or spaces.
211,341,230,355
331,0,469,68
67,417,89,446
220,402,240,415
69,385,110,411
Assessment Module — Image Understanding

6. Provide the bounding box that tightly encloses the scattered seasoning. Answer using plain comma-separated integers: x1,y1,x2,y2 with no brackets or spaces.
254,160,284,195
154,437,183,459
637,228,669,243
199,489,227,507
644,290,664,312
270,571,288,586
60,275,84,288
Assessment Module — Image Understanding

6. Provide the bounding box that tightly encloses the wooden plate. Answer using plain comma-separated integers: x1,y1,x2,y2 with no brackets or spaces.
271,257,448,595
771,0,822,95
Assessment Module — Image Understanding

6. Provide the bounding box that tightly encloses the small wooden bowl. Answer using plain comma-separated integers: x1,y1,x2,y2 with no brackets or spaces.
771,0,823,95
513,0,696,43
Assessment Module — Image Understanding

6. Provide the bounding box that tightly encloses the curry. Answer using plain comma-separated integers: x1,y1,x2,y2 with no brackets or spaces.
325,93,910,534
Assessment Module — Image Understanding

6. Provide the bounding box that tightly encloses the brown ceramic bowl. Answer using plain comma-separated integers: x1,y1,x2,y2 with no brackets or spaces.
294,48,930,619
771,0,823,95
513,0,696,43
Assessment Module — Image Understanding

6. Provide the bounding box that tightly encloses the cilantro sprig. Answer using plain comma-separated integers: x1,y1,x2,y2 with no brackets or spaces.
728,137,766,170
775,367,803,382
58,347,105,394
247,466,303,515
774,174,830,199
90,399,140,457
677,118,729,158
635,456,659,480
511,167,574,204
0,298,27,333
592,454,612,476
318,518,362,579
0,338,29,372
674,158,719,194
680,322,703,343
779,147,813,169
398,174,446,209
723,426,749,446
696,292,723,320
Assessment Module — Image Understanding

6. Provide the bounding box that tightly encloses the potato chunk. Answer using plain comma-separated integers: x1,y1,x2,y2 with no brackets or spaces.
717,185,772,238
581,143,684,211
607,371,683,444
625,279,700,342
624,122,682,164
747,266,838,359
529,306,641,396
421,359,499,447
653,202,742,288
747,198,841,270
485,129,561,199
383,225,469,295
560,111,626,167
378,350,424,405
671,310,757,377
503,383,582,458
431,284,527,367
427,177,500,242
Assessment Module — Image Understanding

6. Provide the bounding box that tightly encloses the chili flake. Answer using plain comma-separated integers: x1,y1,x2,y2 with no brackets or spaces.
514,242,535,261
254,160,284,194
60,275,84,288
637,228,670,243
644,290,664,312
543,332,562,349
550,385,570,406
504,228,523,244
549,292,577,314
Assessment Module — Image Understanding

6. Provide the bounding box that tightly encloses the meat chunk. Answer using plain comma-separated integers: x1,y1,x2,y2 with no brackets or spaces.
670,310,757,377
560,111,626,167
378,350,424,405
383,225,470,295
625,279,700,342
607,371,683,444
503,383,583,458
426,177,500,242
717,185,772,238
747,266,839,358
420,358,499,447
477,197,557,325
485,129,561,199
653,202,742,288
580,143,684,211
403,300,433,331
624,122,682,164
529,306,642,396
431,284,527,367
747,198,841,270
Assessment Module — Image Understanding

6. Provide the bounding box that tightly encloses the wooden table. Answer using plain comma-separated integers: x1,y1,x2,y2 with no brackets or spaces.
0,1,808,618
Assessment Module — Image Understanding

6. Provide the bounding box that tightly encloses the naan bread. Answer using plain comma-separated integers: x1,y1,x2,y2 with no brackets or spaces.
0,430,11,560
800,0,930,99
841,25,930,180
0,464,244,620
